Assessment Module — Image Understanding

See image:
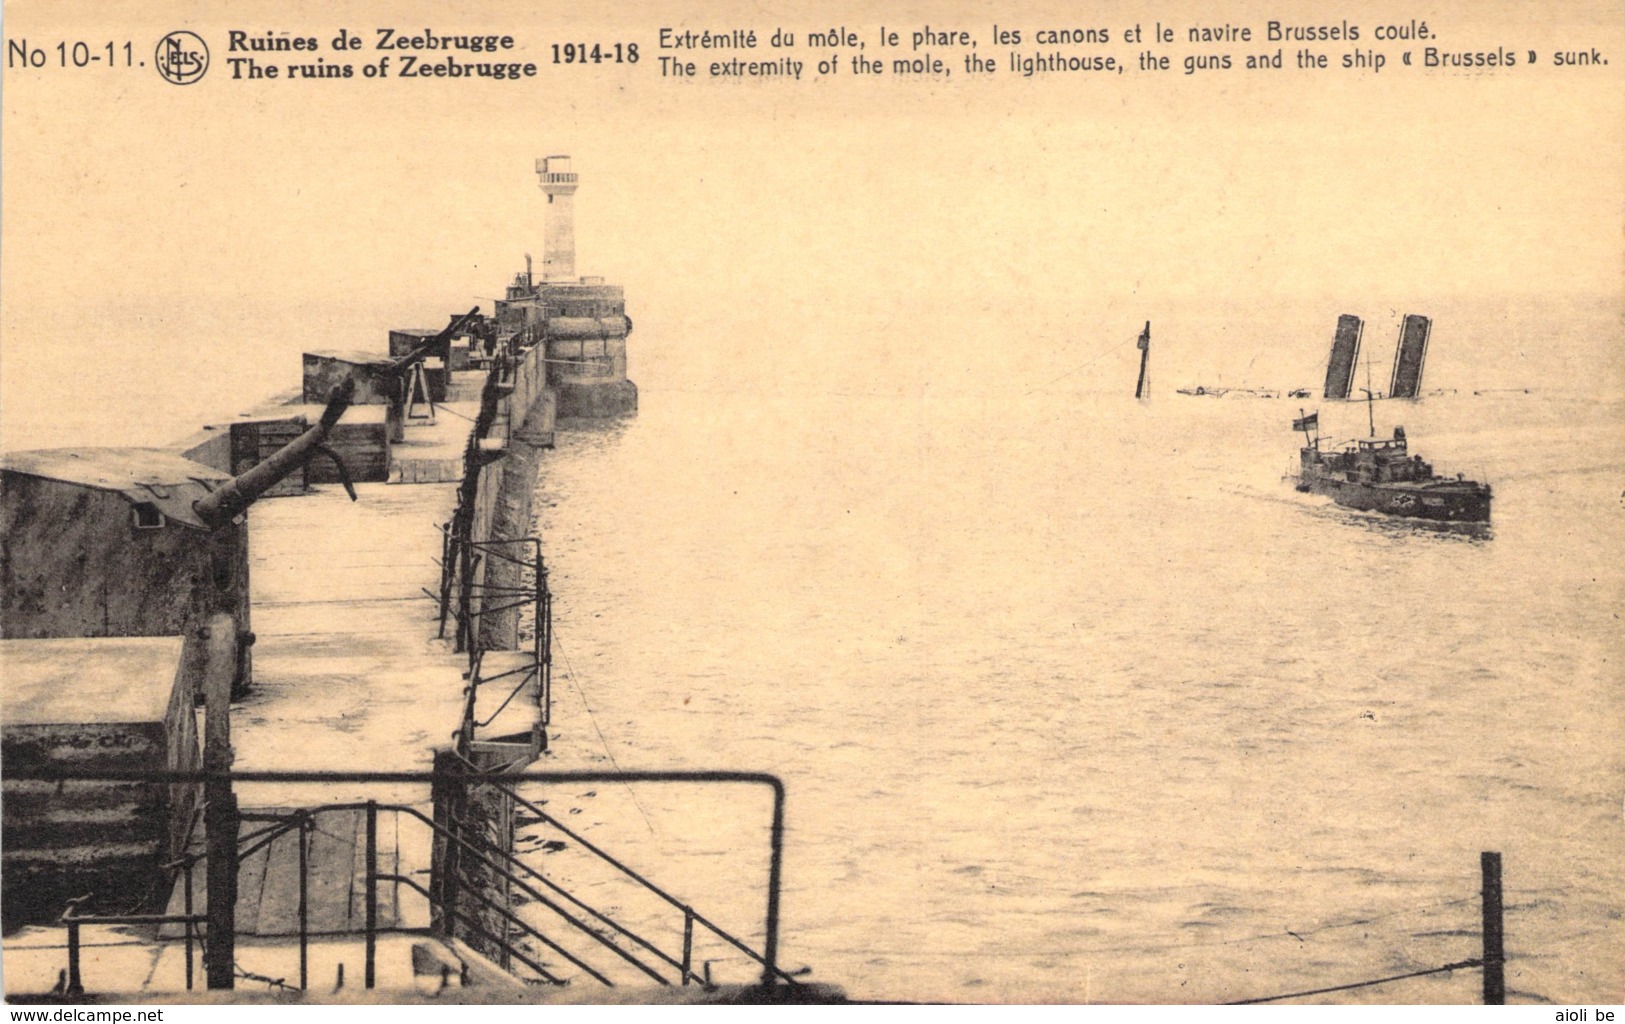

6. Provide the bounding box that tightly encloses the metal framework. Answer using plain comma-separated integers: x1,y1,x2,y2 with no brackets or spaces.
436,535,552,758
423,348,553,758
14,768,794,998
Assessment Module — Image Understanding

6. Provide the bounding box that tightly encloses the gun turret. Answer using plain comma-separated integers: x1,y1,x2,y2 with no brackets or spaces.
192,379,355,528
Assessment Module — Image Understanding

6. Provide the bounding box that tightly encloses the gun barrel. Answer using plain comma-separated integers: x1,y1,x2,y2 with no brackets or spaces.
387,306,482,376
193,379,354,528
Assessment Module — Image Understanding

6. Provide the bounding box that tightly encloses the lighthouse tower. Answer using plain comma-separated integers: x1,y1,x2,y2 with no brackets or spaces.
536,155,579,282
491,155,637,419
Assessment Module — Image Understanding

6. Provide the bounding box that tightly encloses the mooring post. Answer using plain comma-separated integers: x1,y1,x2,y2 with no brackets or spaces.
65,919,82,995
1481,851,1505,1004
430,749,462,941
298,813,310,991
202,615,239,991
365,800,378,989
183,861,195,991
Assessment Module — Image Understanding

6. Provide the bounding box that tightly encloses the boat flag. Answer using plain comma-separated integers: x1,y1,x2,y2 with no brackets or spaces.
1293,412,1319,432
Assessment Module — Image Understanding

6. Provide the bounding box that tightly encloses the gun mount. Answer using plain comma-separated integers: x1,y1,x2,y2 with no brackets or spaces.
192,379,357,529
387,307,483,377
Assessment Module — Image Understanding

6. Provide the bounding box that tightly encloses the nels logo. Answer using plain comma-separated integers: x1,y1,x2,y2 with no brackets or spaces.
155,31,209,85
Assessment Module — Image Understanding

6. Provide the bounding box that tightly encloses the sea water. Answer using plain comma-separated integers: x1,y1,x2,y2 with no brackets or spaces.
527,384,1623,1004
3,304,1618,1004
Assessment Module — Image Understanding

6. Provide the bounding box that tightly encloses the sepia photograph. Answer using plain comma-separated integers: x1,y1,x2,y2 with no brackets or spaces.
1,0,1621,1010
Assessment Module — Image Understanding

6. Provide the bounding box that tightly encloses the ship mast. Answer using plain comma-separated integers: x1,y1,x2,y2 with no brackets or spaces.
1360,348,1376,437
1134,321,1151,399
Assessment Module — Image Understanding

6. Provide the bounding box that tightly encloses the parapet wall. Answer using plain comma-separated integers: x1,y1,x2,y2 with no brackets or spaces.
509,336,553,437
466,339,554,652
0,475,252,668
495,280,637,420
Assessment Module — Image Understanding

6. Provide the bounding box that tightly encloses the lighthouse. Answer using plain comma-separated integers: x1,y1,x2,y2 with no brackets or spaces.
492,155,638,419
536,155,579,282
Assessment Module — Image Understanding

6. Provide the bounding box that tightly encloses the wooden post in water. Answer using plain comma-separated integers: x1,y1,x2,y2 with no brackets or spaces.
202,615,239,990
1135,321,1151,399
1481,851,1505,1005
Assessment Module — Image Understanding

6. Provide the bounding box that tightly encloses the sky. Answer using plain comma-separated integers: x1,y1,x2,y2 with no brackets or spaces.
3,0,1622,447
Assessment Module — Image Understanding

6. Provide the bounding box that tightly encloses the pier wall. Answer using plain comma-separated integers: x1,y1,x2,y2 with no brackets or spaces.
544,286,637,420
422,348,551,955
509,337,555,439
497,280,637,421
467,341,553,652
430,750,517,970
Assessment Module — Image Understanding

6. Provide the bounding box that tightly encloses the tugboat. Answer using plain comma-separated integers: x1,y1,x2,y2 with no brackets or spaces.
1292,409,1492,523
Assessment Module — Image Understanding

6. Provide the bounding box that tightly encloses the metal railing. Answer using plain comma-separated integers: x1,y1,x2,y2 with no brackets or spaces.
459,765,801,987
12,768,794,997
423,352,552,758
61,908,205,997
439,536,551,759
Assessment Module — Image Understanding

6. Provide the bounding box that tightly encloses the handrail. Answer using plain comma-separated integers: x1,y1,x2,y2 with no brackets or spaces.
467,660,536,685
59,799,643,992
448,534,549,752
437,753,693,974
466,540,541,571
234,817,303,864
165,810,299,871
434,801,688,978
236,790,706,986
14,768,792,990
390,803,666,985
440,749,790,985
474,666,538,729
385,874,569,986
61,912,205,925
59,911,205,996
53,803,609,993
489,776,799,984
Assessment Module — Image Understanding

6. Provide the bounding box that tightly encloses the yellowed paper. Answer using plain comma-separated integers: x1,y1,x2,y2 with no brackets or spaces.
2,0,1621,1009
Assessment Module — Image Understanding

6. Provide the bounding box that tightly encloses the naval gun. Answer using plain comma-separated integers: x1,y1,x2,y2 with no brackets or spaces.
384,306,485,414
387,306,484,376
0,377,361,698
0,381,357,926
193,379,358,529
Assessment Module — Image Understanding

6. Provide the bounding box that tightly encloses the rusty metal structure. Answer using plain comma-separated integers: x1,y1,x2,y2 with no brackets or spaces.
427,361,554,764
1324,314,1365,400
1388,313,1432,400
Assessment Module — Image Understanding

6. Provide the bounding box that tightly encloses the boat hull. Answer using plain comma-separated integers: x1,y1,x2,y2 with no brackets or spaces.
1296,474,1492,523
